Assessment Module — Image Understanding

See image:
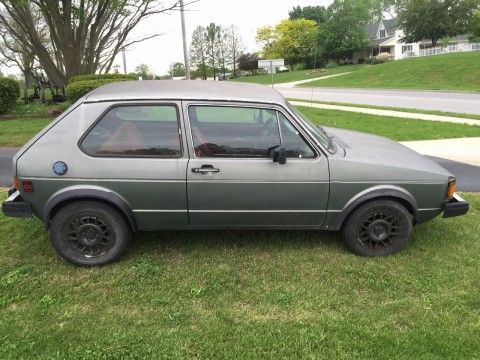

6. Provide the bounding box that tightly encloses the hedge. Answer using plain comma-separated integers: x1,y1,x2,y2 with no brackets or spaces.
0,77,20,114
66,79,133,103
68,73,137,85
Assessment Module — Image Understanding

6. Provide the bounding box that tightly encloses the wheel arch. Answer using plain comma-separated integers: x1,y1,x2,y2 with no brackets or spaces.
43,185,137,231
332,185,418,231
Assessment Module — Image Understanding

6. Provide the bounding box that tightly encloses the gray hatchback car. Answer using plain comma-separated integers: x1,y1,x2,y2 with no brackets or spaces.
2,81,469,266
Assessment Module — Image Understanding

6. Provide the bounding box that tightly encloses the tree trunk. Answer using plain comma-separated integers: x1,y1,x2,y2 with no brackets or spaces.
233,54,236,77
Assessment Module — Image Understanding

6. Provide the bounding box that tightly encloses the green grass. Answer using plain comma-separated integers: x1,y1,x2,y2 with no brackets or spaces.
0,118,53,147
290,98,480,121
300,52,480,92
6,100,70,118
297,106,480,141
1,190,479,359
232,64,363,85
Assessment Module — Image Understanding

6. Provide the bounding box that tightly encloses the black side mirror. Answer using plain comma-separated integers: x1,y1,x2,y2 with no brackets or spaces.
272,146,287,165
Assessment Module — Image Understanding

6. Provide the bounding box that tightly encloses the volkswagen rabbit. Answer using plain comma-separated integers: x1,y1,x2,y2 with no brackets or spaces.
2,81,469,266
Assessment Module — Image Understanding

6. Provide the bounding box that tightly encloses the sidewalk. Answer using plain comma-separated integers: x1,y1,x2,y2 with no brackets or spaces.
274,72,352,88
401,137,480,166
289,100,480,126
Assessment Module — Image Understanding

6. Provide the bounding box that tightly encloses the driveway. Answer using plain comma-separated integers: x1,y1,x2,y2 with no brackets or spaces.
277,87,480,115
0,148,478,192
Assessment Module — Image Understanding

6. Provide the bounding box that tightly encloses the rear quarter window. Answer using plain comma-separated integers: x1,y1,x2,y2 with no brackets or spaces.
80,105,182,157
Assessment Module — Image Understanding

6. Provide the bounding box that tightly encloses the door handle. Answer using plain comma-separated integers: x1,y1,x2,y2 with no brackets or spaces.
192,165,220,174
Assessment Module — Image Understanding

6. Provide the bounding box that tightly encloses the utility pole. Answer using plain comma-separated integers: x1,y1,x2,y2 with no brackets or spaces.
122,49,127,75
179,0,191,79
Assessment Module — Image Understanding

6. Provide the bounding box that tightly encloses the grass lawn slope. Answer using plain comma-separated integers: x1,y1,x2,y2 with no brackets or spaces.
300,52,480,92
233,64,363,85
0,190,479,359
297,106,480,141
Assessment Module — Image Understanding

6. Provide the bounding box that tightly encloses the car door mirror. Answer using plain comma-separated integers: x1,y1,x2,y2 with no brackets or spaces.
272,146,287,165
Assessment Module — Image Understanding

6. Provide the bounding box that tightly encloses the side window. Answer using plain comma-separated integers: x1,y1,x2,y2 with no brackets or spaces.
189,105,281,158
81,105,182,157
277,112,315,159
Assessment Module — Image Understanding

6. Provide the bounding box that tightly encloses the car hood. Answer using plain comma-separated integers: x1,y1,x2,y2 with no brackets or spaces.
324,127,452,181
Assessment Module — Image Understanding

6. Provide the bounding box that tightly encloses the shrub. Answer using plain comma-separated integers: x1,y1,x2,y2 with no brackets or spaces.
375,52,392,63
66,78,132,103
292,63,306,71
0,77,20,114
68,73,137,85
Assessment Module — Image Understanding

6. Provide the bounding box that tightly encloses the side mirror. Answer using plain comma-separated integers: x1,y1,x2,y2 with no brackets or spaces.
272,146,287,165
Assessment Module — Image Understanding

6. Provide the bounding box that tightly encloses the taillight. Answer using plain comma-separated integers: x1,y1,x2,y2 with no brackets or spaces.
21,180,33,193
446,177,456,199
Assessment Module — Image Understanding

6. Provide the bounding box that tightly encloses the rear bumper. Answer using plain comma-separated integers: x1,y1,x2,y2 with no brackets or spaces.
2,188,32,218
443,193,469,218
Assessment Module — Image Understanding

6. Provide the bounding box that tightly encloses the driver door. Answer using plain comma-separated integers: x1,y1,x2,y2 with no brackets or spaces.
184,102,329,228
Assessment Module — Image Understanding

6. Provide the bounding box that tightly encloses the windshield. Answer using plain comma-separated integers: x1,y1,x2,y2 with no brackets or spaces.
286,101,336,153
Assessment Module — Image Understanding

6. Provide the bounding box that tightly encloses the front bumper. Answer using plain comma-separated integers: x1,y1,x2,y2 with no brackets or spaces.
443,193,469,218
2,188,32,218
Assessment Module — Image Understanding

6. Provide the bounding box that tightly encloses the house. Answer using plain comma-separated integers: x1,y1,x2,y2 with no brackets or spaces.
352,18,480,64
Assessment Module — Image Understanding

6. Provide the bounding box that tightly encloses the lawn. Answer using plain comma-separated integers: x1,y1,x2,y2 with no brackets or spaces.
232,64,363,85
0,118,53,147
300,52,480,92
291,98,480,121
1,190,479,359
297,106,480,141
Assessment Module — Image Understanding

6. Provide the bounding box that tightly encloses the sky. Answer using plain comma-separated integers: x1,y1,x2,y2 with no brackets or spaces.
112,0,333,76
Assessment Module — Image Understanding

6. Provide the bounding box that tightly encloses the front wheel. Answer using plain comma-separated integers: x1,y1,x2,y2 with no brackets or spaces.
50,201,131,266
342,199,412,256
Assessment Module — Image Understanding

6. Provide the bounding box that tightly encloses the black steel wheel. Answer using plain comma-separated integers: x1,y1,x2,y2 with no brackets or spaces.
342,199,412,256
50,201,131,266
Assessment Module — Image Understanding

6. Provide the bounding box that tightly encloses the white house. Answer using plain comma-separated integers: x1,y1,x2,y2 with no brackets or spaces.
352,18,480,63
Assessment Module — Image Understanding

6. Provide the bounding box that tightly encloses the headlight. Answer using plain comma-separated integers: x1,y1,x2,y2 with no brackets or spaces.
446,177,456,199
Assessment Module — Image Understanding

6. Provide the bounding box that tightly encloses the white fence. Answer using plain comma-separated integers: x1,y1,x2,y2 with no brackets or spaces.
403,43,480,59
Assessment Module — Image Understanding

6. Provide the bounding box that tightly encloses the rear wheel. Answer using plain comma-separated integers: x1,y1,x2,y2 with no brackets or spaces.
50,201,131,266
342,199,412,256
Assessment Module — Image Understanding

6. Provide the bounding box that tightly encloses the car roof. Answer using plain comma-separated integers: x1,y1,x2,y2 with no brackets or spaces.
84,80,287,105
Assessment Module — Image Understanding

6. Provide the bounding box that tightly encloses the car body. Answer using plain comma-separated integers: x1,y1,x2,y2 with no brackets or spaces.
2,81,469,265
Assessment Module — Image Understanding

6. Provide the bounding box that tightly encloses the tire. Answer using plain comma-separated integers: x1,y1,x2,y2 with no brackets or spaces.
342,199,412,256
50,201,131,266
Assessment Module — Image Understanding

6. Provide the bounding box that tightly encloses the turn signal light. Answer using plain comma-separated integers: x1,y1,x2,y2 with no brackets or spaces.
446,178,456,199
21,180,33,193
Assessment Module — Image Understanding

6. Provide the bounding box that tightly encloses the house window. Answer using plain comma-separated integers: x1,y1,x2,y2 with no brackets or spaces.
402,44,413,54
379,29,386,38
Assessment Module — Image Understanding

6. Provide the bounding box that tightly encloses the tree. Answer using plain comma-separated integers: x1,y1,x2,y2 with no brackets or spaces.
396,0,480,47
170,62,186,77
471,10,480,41
135,64,153,80
217,27,230,79
255,26,277,59
289,5,327,24
238,52,259,72
318,0,372,63
0,22,35,102
226,25,244,77
256,19,317,67
205,23,221,80
0,0,179,87
190,26,208,80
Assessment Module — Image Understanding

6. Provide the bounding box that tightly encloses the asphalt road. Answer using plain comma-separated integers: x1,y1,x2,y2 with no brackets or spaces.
278,87,480,115
1,148,478,192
